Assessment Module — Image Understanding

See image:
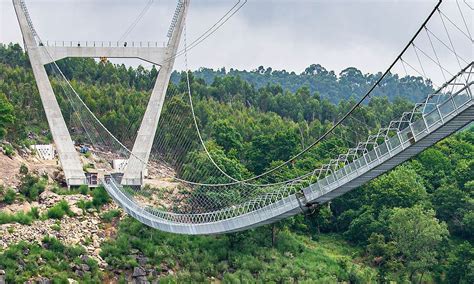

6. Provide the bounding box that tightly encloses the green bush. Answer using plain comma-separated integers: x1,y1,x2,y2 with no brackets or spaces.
30,207,40,219
77,199,93,213
0,236,102,282
18,174,46,201
3,188,16,204
19,163,28,175
3,144,14,157
100,209,121,222
51,224,61,232
15,212,33,225
79,184,89,195
52,185,86,196
92,186,110,209
0,207,39,225
0,211,33,225
0,212,15,224
46,200,74,219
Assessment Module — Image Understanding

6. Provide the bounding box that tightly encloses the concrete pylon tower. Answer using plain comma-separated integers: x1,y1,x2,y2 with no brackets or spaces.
13,0,190,187
121,0,190,186
13,0,86,186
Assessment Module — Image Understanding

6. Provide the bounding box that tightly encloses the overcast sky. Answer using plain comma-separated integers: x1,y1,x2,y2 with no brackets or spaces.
1,0,472,86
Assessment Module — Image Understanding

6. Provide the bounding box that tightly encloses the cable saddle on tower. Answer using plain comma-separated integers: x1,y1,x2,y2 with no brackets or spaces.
167,0,185,38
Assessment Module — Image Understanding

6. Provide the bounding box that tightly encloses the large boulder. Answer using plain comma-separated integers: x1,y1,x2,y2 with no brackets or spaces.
39,191,60,206
69,205,83,216
132,267,147,278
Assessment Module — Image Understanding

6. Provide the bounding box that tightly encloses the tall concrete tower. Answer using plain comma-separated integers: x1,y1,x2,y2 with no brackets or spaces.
13,0,190,187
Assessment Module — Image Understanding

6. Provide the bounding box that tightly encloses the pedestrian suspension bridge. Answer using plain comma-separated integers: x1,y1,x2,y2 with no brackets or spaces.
13,0,473,234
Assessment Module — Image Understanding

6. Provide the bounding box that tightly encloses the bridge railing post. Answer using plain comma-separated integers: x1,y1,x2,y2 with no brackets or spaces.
436,105,445,124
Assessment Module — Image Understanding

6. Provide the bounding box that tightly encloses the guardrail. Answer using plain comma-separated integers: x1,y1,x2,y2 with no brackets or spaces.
42,41,167,48
101,65,473,233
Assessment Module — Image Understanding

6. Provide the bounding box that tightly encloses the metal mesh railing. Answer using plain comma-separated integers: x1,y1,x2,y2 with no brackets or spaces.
103,63,473,229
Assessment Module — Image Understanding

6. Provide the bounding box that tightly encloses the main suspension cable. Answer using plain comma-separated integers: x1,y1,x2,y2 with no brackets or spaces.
181,0,445,184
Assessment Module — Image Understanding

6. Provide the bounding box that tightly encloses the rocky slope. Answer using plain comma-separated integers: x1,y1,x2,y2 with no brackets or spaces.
1,189,121,268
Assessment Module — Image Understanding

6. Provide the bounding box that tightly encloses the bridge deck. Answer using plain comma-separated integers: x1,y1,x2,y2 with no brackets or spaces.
103,82,473,235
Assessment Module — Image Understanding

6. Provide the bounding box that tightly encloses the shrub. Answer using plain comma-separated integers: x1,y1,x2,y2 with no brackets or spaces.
275,230,305,254
82,163,94,171
51,224,61,232
0,237,101,282
0,212,14,224
3,144,14,157
29,207,40,219
79,184,89,195
47,200,73,219
0,207,39,225
52,185,85,196
0,211,33,225
100,209,121,222
18,174,46,201
92,186,110,209
77,199,93,213
15,212,33,225
3,188,16,204
19,163,28,175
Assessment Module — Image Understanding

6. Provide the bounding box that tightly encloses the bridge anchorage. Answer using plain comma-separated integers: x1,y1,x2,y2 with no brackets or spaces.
13,0,473,234
13,0,190,187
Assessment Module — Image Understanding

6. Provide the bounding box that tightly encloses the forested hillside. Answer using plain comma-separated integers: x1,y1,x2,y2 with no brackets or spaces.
172,64,434,103
0,43,472,283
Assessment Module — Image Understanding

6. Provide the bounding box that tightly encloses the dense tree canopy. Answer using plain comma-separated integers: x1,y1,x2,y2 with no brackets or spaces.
0,43,472,282
0,92,14,139
182,63,434,103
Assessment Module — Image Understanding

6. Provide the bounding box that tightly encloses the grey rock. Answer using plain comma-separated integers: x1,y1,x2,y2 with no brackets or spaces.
36,278,52,284
137,256,148,266
147,268,158,277
80,264,90,272
75,270,84,278
132,266,147,277
133,276,149,284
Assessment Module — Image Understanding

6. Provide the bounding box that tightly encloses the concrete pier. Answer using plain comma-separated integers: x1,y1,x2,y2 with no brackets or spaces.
13,0,190,187
13,0,86,186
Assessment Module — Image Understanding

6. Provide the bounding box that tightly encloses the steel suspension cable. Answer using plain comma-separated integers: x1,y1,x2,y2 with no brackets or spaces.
425,27,469,65
23,0,456,189
456,0,472,40
424,27,447,82
181,0,445,184
119,0,154,42
183,23,241,182
438,9,472,41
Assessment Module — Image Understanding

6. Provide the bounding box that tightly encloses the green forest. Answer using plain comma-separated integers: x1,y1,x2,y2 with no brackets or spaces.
178,64,434,103
0,43,473,283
